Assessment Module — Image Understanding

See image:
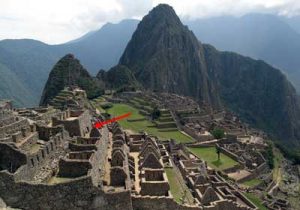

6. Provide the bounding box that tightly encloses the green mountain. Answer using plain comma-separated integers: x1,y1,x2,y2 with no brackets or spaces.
186,14,300,91
40,54,103,106
96,65,139,90
103,4,300,149
204,44,300,148
0,39,63,106
119,4,220,107
0,62,36,107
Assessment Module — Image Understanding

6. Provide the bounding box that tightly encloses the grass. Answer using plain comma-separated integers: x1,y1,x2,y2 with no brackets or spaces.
29,144,41,154
244,193,268,210
106,103,193,143
273,147,283,183
242,178,262,187
165,167,194,204
188,147,239,171
48,176,74,185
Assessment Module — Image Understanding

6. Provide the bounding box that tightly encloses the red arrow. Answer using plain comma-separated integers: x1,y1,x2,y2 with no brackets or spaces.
93,112,131,128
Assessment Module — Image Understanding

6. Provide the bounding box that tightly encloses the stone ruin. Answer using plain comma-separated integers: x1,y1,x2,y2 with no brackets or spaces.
0,88,275,210
170,142,258,210
214,140,269,184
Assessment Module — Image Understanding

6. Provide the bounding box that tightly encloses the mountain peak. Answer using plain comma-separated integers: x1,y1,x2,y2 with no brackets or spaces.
147,4,179,20
139,4,182,30
118,3,221,107
40,54,103,106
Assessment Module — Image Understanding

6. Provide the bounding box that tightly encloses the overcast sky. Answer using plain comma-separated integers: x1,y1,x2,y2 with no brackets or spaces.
0,0,299,44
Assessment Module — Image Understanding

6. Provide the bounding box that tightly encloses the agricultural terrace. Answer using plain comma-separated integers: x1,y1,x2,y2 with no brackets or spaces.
106,103,193,143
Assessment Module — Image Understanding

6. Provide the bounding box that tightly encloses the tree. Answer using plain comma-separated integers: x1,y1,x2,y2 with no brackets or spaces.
211,128,225,139
151,107,161,120
216,146,221,161
265,142,274,169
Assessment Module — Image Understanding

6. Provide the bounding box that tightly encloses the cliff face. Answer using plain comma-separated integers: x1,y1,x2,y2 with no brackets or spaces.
119,4,221,107
99,4,300,148
204,44,300,147
40,54,103,106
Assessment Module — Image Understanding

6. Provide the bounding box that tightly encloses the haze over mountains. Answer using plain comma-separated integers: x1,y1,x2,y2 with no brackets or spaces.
1,11,300,107
186,14,300,91
0,19,138,107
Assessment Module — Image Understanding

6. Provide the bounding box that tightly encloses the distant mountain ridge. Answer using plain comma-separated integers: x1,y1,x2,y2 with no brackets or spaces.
1,10,300,110
0,19,138,107
186,14,300,91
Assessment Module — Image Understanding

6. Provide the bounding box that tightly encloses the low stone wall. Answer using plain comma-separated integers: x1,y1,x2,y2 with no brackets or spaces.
0,171,133,210
140,180,170,196
223,164,243,174
237,163,268,183
216,144,240,163
156,122,177,129
132,195,201,210
127,118,146,122
58,159,92,177
69,142,97,151
0,116,15,127
0,143,27,173
132,195,255,210
0,118,29,136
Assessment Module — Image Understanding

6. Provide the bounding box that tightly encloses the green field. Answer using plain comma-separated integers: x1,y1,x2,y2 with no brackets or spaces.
242,178,262,187
244,193,268,210
188,147,239,171
106,103,193,143
165,167,194,204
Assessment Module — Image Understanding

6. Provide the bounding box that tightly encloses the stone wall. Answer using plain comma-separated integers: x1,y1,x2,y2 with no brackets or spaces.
0,171,133,210
132,195,255,210
16,132,66,182
132,195,201,210
0,116,15,127
0,118,29,137
52,110,91,137
58,158,92,177
0,143,27,173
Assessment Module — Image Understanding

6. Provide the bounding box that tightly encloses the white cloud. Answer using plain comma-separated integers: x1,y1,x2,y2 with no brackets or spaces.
0,0,299,44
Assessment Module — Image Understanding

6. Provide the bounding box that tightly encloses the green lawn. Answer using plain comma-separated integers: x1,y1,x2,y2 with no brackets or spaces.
165,167,194,204
188,147,239,171
242,178,262,187
244,193,268,210
106,103,193,143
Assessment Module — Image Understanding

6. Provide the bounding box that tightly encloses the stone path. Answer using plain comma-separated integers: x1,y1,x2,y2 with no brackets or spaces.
103,132,113,185
130,152,141,193
228,169,251,181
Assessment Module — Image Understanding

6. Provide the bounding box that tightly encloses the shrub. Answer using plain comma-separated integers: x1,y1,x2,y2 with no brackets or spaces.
211,128,225,139
100,102,113,109
151,107,161,120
